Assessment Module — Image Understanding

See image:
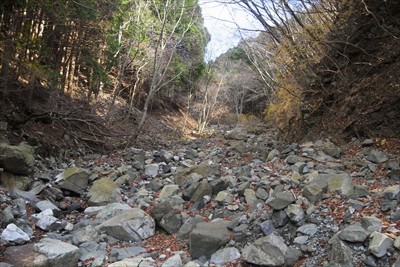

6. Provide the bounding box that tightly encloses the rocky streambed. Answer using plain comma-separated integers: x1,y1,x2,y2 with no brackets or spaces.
0,127,400,267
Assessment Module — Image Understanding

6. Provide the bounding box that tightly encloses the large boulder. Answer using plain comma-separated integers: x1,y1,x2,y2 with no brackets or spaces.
329,237,354,267
95,203,132,222
55,167,90,195
0,142,35,175
190,179,212,203
33,238,80,267
87,178,120,206
368,231,393,257
159,211,183,234
159,184,180,199
98,208,155,241
339,224,369,243
322,140,341,158
176,163,220,185
189,220,231,258
0,171,30,190
242,234,288,266
366,150,389,164
327,173,354,197
268,191,295,210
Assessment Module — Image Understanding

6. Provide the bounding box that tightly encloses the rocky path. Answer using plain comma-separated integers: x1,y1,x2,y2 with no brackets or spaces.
0,127,400,267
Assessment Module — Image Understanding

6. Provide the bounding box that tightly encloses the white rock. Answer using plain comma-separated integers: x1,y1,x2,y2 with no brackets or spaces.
1,223,30,244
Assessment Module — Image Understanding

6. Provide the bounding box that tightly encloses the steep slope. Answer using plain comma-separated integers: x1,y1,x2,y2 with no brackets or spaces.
301,0,400,141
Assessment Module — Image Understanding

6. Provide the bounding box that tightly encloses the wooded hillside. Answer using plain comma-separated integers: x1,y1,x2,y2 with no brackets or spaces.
219,0,400,142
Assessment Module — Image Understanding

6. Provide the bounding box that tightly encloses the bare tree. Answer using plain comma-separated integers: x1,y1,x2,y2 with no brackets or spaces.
133,0,199,138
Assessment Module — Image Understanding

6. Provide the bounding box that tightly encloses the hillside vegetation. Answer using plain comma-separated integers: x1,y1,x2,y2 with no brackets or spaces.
0,0,399,153
225,0,400,142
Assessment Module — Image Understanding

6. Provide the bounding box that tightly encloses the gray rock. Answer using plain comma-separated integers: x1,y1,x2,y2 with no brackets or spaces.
162,254,182,267
1,206,14,225
286,155,309,165
383,185,400,200
255,187,269,200
95,203,132,222
210,247,241,265
33,238,80,267
32,209,61,231
285,247,301,266
327,173,354,196
292,162,309,174
210,178,230,195
394,236,400,250
285,204,305,223
294,235,309,245
11,188,41,205
159,211,183,234
79,241,107,266
267,149,280,161
242,234,287,266
231,140,247,153
176,163,219,185
297,224,318,236
393,257,400,267
99,209,155,241
87,178,120,206
225,128,247,140
303,183,323,203
189,220,231,258
145,164,159,177
0,142,35,175
271,210,290,228
339,224,369,242
1,223,30,244
55,167,89,194
360,216,382,234
0,172,30,191
260,220,274,236
115,173,136,186
268,191,295,210
307,173,330,191
388,170,400,180
190,180,212,203
362,139,374,147
368,231,394,257
108,257,156,267
159,184,180,198
244,189,257,205
330,237,354,267
347,199,367,211
110,246,146,261
366,150,389,164
72,225,99,245
152,200,173,222
215,191,234,205
177,215,205,240
322,141,341,158
36,200,60,212
84,206,105,217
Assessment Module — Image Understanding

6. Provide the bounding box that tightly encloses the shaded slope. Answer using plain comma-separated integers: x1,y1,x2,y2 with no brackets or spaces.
300,0,400,141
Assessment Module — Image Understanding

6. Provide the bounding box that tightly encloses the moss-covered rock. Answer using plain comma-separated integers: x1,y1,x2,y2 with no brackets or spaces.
56,167,90,195
0,142,35,175
87,178,120,206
